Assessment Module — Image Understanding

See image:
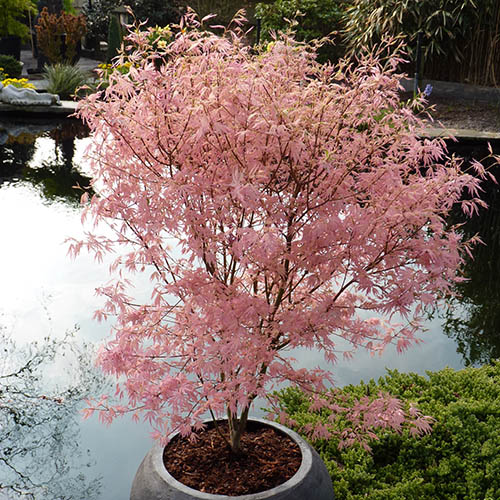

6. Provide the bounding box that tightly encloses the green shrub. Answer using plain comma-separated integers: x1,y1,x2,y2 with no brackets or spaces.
43,63,89,100
62,0,76,14
276,361,500,500
181,0,249,26
255,0,348,63
106,14,123,63
129,0,180,29
342,0,478,60
0,55,22,78
81,0,118,47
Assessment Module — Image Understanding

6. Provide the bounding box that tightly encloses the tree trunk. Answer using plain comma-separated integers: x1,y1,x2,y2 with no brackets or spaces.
227,406,250,454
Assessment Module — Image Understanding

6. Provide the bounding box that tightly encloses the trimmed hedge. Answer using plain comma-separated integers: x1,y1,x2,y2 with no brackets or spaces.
276,361,500,500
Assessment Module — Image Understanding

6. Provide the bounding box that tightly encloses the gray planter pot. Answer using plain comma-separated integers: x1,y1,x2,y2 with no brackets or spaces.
130,417,335,500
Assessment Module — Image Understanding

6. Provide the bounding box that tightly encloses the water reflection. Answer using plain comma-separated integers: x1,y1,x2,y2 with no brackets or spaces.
442,140,500,365
0,118,92,204
0,325,104,499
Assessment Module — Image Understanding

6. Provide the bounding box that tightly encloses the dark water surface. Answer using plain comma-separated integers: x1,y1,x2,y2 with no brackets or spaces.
0,119,498,499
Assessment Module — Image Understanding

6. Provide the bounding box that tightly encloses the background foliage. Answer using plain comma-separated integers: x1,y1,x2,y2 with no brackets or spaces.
0,54,23,77
0,0,36,40
82,0,180,46
255,0,347,62
276,362,500,500
343,0,500,86
255,0,500,85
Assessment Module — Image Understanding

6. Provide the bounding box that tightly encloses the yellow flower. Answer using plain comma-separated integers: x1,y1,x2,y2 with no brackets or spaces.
2,78,36,90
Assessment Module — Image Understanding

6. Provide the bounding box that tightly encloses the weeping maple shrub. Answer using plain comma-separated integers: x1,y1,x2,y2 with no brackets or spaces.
71,13,490,455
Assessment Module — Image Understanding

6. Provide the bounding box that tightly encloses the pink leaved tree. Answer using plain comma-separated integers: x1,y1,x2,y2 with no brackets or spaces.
71,13,488,453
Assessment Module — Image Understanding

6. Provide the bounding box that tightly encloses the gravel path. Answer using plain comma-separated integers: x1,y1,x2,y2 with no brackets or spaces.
423,96,500,133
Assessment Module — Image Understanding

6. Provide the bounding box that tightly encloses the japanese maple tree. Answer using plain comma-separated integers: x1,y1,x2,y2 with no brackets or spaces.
72,14,488,453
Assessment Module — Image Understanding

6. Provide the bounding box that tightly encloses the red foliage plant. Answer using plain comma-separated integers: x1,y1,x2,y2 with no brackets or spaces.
35,7,87,64
71,12,491,453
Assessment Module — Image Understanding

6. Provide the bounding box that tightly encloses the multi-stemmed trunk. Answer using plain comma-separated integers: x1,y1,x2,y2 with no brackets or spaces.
227,406,251,454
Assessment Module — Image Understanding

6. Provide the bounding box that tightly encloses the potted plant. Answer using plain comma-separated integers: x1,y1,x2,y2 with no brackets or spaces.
35,6,86,65
72,12,486,499
0,0,36,60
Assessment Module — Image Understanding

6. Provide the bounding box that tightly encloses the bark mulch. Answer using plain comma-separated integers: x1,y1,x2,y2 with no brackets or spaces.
163,421,302,495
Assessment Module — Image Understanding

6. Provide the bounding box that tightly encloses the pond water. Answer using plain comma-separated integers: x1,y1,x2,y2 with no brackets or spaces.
0,118,498,499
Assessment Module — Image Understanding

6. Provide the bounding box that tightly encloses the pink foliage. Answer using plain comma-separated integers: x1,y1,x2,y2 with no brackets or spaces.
71,14,485,448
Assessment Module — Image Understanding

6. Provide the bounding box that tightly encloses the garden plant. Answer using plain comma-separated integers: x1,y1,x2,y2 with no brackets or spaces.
277,361,500,499
1,77,36,89
342,0,500,86
106,13,123,62
0,55,23,77
43,63,89,99
81,0,116,48
0,0,36,40
72,12,489,488
35,7,87,64
256,0,500,85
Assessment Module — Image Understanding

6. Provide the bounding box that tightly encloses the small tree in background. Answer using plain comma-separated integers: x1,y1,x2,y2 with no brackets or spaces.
81,0,117,48
342,0,500,86
106,13,122,62
35,7,87,64
72,14,489,453
0,0,36,41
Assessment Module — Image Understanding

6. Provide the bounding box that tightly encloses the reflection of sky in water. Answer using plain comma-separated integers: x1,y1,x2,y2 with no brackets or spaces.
0,134,469,499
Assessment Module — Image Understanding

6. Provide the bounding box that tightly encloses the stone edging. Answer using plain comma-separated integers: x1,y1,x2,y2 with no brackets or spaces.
0,101,78,115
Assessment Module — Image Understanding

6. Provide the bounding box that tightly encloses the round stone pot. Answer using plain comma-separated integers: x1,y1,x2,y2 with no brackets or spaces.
130,417,335,500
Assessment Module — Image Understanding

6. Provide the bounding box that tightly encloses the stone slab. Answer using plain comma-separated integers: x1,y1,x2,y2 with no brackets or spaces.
0,101,78,116
417,126,500,141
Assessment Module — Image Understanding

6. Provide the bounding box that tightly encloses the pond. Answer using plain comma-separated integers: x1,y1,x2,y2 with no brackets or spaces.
0,117,498,499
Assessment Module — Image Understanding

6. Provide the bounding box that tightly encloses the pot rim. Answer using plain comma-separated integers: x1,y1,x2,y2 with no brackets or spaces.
150,417,312,499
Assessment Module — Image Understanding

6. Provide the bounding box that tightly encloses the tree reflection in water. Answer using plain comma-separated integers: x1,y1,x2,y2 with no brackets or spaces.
0,117,100,498
0,325,104,499
443,140,500,366
0,117,92,204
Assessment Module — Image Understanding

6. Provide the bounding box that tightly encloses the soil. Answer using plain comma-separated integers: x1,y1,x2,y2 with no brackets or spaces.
420,96,500,133
163,421,302,495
